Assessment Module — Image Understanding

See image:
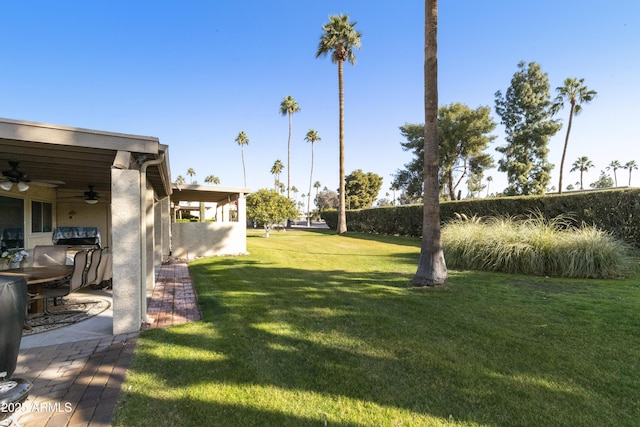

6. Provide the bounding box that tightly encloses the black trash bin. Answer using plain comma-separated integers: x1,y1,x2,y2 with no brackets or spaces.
0,275,33,425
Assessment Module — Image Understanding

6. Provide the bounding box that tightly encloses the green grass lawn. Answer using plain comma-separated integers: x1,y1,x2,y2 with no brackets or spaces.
113,229,640,426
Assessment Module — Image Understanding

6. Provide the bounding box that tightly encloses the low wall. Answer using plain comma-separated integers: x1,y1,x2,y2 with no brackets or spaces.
171,222,247,259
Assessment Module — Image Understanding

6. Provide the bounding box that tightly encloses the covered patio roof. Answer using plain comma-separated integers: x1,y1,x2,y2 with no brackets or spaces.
170,183,251,204
0,118,171,198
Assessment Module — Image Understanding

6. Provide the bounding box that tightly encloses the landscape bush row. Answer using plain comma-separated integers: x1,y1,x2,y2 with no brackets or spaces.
322,188,640,247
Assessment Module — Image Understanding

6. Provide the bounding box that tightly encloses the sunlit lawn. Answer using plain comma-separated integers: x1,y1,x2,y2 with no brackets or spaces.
113,229,640,426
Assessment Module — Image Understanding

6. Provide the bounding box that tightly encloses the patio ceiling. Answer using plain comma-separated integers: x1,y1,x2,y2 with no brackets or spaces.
0,118,171,198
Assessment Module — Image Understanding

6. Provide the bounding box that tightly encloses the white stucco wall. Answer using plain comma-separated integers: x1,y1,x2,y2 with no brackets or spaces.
171,222,247,259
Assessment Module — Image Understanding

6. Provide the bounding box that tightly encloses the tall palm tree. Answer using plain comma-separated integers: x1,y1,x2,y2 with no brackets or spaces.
607,160,622,187
235,131,249,187
316,14,362,234
412,0,447,287
314,181,321,199
551,77,597,194
485,176,493,197
186,168,196,183
305,129,321,226
279,96,301,199
624,160,638,186
270,159,284,191
570,156,594,190
204,175,220,185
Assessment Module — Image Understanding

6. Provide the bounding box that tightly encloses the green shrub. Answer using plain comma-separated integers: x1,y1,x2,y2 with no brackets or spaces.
441,214,634,278
324,189,640,247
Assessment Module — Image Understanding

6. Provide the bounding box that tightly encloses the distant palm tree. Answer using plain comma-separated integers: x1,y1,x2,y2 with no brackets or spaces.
571,156,595,190
186,168,196,183
607,160,622,187
411,0,447,287
305,129,321,226
291,186,299,200
485,176,493,197
624,160,638,187
204,175,220,185
277,182,285,194
175,175,185,185
235,131,249,187
270,160,284,191
316,14,362,234
314,181,321,199
279,96,301,199
551,77,597,194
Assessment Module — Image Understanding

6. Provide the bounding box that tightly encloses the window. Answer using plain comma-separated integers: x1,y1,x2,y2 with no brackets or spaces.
32,201,53,233
0,195,24,250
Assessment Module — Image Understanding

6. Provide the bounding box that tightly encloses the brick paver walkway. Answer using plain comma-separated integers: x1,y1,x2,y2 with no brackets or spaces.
12,262,200,427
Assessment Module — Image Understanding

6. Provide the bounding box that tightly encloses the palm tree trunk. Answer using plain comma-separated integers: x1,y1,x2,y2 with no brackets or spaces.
308,143,314,227
411,0,446,287
337,59,347,234
558,103,575,194
287,113,292,199
241,146,246,187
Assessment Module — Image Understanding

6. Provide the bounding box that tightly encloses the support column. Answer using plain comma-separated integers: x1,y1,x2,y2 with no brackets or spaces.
111,168,142,335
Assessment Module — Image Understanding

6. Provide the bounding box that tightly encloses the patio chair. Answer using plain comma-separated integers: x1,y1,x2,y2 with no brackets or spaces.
86,247,110,288
32,245,67,267
84,248,103,287
0,275,32,427
29,250,90,315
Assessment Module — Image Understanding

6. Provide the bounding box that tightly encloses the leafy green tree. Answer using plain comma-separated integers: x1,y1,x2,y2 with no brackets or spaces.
624,160,638,186
412,0,446,287
246,189,298,238
279,95,301,198
551,77,597,194
235,131,249,187
344,169,383,209
438,103,496,200
494,61,561,195
590,170,614,189
316,13,362,234
570,156,594,190
270,159,284,191
315,189,339,212
392,104,496,200
607,160,622,187
392,123,428,200
305,129,321,226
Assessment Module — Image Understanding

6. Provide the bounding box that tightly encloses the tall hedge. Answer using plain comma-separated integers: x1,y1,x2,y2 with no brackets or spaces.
321,188,640,246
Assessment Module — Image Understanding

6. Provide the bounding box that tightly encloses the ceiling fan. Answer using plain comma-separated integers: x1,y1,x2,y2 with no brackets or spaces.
58,184,101,204
1,160,65,191
83,185,100,204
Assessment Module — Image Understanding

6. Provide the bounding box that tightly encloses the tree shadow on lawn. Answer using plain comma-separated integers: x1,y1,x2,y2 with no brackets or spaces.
115,260,637,426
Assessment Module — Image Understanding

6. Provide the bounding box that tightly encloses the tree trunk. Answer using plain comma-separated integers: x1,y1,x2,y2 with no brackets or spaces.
337,59,347,234
241,146,247,187
287,112,292,199
308,142,314,227
558,102,575,194
411,0,447,287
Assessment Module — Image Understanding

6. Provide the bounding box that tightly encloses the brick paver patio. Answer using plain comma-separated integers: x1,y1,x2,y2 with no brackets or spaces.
11,262,200,427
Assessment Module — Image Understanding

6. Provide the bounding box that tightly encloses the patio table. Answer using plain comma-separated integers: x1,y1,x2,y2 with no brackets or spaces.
0,265,73,314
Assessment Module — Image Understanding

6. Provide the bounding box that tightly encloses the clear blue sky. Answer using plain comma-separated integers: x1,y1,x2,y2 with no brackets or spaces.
2,1,638,201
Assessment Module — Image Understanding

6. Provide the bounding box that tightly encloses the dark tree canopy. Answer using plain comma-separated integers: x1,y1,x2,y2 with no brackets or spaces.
345,169,383,209
494,61,561,195
392,104,496,200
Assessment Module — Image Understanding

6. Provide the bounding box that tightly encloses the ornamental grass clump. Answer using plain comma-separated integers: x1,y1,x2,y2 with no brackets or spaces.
442,213,634,278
